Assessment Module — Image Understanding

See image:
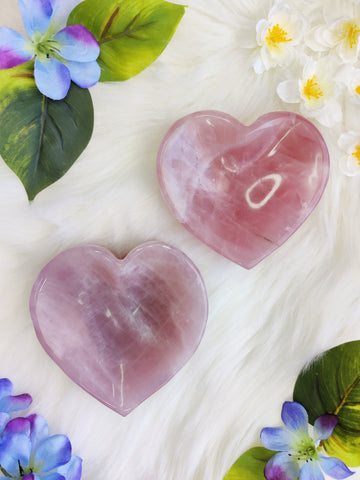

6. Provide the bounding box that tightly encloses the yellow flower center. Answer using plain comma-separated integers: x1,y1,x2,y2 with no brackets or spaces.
352,145,360,165
341,22,360,49
303,76,323,101
355,85,360,95
265,24,292,48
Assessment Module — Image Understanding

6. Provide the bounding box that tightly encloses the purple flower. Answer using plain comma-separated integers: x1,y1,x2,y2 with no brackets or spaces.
260,402,354,480
0,0,100,100
0,414,81,480
0,378,32,433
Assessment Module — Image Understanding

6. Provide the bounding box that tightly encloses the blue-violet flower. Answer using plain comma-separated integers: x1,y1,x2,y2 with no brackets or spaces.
0,0,101,100
0,378,32,434
260,401,354,480
0,414,81,480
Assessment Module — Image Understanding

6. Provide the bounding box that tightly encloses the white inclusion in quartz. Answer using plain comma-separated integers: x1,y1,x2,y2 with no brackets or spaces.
220,155,239,174
267,124,298,157
245,174,283,210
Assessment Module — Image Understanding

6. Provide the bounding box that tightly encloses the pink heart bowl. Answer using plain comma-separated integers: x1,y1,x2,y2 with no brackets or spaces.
157,111,330,269
29,242,208,416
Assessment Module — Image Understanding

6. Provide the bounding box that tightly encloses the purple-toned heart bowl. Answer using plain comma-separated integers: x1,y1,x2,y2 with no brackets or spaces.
157,111,330,269
29,242,208,416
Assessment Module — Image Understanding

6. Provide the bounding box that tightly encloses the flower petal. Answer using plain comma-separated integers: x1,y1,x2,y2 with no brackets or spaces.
261,427,295,451
49,0,82,30
34,56,71,100
57,456,82,480
0,412,10,433
314,415,338,443
27,414,50,452
306,26,333,52
18,0,53,37
339,153,360,176
0,433,31,476
319,456,354,479
282,402,308,432
54,25,100,62
256,19,267,46
0,28,33,69
41,474,66,480
22,475,39,480
338,132,359,153
299,460,324,480
66,59,101,88
0,393,33,413
34,434,72,472
277,80,300,103
337,40,359,64
264,452,299,480
0,379,13,398
306,100,342,128
3,417,31,436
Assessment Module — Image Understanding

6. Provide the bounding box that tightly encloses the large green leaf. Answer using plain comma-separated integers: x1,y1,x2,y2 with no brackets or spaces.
0,62,94,200
223,447,275,480
68,0,185,81
293,340,360,467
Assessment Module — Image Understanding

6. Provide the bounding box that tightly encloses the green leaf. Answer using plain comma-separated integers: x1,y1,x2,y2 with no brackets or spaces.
0,62,94,200
67,0,185,81
223,447,275,480
293,340,360,467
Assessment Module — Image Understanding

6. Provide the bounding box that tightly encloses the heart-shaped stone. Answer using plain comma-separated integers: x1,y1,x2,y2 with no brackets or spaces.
157,111,329,269
29,242,208,416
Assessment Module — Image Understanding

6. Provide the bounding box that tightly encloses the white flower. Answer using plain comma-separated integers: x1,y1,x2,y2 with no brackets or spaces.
277,57,343,127
335,64,360,103
338,131,360,176
254,2,308,74
306,4,360,63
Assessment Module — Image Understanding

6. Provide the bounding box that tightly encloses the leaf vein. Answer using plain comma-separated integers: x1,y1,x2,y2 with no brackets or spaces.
36,95,48,170
334,375,360,415
62,99,78,128
99,13,155,44
11,73,34,79
46,111,64,151
100,6,120,41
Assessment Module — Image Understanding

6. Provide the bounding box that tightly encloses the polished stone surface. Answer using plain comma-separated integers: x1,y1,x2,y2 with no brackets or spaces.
29,243,208,416
157,111,330,269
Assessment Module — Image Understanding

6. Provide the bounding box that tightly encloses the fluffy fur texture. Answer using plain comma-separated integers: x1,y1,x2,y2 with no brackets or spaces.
1,0,360,479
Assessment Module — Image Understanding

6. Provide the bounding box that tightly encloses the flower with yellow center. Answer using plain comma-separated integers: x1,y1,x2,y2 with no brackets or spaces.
352,146,360,165
329,19,360,62
265,23,292,50
302,76,324,102
298,65,334,111
336,63,360,105
306,3,360,63
335,64,360,103
345,23,360,48
338,132,360,176
276,57,343,127
254,2,308,74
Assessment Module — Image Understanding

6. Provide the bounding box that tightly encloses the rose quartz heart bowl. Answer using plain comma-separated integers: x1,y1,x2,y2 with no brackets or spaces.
29,242,208,416
157,111,330,268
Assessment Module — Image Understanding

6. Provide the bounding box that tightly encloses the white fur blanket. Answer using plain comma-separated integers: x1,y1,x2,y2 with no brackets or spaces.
1,0,360,479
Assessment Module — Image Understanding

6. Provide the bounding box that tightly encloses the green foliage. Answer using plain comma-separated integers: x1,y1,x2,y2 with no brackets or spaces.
0,62,94,200
68,0,185,81
294,340,360,467
223,447,275,480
